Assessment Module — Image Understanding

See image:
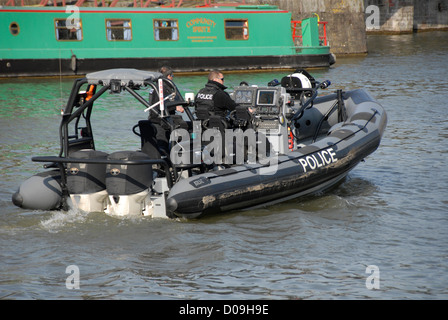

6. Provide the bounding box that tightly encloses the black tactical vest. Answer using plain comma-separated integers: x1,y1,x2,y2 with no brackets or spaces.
195,83,219,114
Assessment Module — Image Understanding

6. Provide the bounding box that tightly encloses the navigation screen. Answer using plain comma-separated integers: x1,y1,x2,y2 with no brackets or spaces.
257,90,276,106
234,89,255,104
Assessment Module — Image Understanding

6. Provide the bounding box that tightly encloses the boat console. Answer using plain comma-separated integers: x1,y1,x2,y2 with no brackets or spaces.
233,85,293,116
232,85,294,153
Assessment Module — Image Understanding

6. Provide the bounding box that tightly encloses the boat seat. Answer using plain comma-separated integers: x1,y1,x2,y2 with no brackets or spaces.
194,107,211,130
170,114,191,131
136,120,163,159
191,107,228,164
195,106,209,120
67,137,95,156
194,106,228,131
205,115,229,132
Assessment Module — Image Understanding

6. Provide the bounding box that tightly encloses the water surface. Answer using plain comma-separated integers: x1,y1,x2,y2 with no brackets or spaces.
0,31,447,300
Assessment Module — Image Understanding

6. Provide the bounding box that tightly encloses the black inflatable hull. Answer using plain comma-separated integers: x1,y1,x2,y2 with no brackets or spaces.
166,89,387,218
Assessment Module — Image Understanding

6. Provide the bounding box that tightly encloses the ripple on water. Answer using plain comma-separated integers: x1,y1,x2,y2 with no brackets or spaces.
1,32,448,299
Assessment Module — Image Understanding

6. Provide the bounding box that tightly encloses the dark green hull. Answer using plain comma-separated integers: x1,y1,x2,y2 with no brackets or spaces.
5,54,333,77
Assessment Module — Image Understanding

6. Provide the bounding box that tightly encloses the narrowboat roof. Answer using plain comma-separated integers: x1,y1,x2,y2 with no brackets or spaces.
0,5,286,13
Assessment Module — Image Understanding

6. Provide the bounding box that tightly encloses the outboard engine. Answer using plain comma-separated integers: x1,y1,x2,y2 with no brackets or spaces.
67,149,108,212
105,151,153,216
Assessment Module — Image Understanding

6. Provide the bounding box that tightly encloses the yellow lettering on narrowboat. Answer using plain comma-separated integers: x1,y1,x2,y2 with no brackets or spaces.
193,26,211,33
186,18,216,29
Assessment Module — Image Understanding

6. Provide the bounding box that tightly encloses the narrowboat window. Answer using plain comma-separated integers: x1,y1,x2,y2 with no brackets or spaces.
106,19,132,41
9,22,20,36
225,19,249,40
55,18,83,41
154,19,179,41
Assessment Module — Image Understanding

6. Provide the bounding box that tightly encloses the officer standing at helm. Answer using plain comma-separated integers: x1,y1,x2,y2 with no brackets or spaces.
195,70,238,119
148,66,184,156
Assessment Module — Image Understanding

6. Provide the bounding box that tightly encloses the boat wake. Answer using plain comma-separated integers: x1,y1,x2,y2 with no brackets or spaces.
40,206,90,233
39,199,164,233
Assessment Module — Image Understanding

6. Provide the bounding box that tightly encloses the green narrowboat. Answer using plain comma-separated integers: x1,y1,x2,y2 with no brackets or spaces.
0,4,334,77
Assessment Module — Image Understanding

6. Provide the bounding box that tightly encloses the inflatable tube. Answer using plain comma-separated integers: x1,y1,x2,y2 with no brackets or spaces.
12,170,62,210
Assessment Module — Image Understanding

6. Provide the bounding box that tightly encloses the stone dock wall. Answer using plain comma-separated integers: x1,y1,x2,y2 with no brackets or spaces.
247,0,448,55
365,0,448,33
250,0,367,55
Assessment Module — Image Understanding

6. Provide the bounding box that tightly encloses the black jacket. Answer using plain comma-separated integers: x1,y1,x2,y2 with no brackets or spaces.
149,78,180,119
195,80,238,117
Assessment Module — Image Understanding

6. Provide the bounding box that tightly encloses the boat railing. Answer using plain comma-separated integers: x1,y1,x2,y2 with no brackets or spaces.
291,18,328,47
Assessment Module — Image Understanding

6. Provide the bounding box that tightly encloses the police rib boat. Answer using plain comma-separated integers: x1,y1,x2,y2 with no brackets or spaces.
12,68,387,219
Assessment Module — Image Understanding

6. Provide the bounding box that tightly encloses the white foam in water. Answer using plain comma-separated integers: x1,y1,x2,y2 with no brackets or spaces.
40,200,90,233
39,200,152,233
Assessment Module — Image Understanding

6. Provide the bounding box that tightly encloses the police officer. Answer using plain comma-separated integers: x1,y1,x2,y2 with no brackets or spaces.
195,70,238,119
149,66,184,114
148,66,184,157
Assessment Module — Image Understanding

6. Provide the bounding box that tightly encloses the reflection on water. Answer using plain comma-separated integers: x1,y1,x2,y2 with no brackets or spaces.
1,31,447,300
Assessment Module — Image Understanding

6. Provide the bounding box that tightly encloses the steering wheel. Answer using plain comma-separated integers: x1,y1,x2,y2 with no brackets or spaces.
229,108,254,128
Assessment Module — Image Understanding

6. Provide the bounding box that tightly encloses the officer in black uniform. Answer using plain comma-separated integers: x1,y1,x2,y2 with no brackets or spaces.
195,70,238,119
149,66,184,115
148,66,184,157
195,70,259,164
